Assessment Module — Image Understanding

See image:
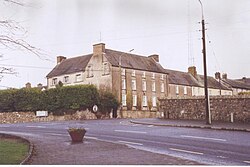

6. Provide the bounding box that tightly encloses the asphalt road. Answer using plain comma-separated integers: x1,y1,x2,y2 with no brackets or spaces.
0,119,250,165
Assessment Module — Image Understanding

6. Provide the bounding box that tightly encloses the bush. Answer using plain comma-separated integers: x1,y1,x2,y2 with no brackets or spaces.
98,90,119,114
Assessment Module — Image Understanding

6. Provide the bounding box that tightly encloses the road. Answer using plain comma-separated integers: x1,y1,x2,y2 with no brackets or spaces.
0,119,250,165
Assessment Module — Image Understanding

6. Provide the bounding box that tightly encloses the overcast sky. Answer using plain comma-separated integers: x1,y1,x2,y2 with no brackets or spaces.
0,0,250,89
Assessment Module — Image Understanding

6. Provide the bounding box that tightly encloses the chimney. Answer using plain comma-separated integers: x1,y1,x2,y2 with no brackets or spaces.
242,77,247,83
148,54,159,62
37,83,43,88
222,73,227,79
93,43,105,55
188,66,197,78
25,82,31,89
215,72,221,80
57,56,66,64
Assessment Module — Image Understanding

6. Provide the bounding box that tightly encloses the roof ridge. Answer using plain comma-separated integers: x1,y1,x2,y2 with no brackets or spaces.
106,49,151,59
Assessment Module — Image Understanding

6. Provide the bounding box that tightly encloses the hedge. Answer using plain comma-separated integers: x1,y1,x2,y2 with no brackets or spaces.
0,85,118,115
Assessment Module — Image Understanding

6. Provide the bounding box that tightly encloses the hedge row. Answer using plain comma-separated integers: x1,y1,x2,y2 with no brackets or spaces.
0,85,119,115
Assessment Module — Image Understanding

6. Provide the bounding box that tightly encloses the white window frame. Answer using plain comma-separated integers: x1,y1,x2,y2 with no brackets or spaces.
122,78,126,90
152,81,156,92
142,80,147,91
161,74,164,80
64,76,69,83
52,78,57,85
161,82,164,93
152,96,157,107
132,70,136,77
152,73,155,79
75,74,82,82
142,95,147,107
87,65,94,78
133,95,137,107
132,79,136,91
122,94,127,106
176,85,179,94
103,62,110,75
122,68,126,76
184,86,187,95
142,71,146,78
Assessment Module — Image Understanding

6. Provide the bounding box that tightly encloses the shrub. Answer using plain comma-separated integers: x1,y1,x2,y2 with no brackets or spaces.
98,90,119,114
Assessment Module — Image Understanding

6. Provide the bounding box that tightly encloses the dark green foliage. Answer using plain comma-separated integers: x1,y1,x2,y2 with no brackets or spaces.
0,85,117,115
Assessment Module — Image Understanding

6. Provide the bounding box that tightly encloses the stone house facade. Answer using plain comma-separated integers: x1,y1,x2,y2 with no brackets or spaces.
46,43,168,111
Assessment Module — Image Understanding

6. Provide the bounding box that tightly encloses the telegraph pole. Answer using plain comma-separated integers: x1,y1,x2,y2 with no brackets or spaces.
199,0,211,125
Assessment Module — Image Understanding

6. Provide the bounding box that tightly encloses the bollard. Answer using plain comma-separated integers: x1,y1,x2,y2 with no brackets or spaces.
230,113,234,123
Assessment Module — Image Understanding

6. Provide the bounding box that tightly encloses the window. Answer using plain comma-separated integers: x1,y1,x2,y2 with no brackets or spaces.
152,96,157,107
142,71,146,78
122,94,126,106
132,80,136,91
122,79,126,90
132,70,136,77
52,78,57,85
133,95,137,107
87,65,94,78
103,62,110,75
161,82,164,93
184,86,187,95
152,81,156,92
176,85,179,94
152,73,155,79
142,95,147,106
122,68,126,76
161,74,164,80
64,76,69,83
75,74,82,82
142,80,147,91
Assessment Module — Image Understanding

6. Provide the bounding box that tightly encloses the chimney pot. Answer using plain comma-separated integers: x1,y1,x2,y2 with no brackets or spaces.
215,72,221,79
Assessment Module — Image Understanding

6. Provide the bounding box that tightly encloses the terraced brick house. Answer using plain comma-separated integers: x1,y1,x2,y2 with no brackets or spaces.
46,43,168,111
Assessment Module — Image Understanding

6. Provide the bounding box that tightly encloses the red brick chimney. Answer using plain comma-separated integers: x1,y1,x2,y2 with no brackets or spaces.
188,66,197,78
57,56,66,64
93,43,105,55
148,54,159,62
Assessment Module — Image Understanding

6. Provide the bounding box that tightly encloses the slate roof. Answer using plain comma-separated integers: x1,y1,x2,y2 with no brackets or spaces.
235,78,250,85
46,54,92,78
222,79,250,90
198,75,231,90
105,49,165,73
164,69,200,87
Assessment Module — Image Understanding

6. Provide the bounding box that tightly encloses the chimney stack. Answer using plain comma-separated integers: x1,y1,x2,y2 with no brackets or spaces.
148,54,159,62
93,43,105,55
215,72,221,80
188,66,197,78
242,77,247,83
57,56,66,64
37,83,43,89
222,73,227,80
25,82,31,89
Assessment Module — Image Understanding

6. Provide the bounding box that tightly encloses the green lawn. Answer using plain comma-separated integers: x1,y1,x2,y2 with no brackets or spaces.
0,138,29,164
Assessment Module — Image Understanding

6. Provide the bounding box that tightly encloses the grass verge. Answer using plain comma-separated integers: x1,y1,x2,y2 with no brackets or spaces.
0,138,29,164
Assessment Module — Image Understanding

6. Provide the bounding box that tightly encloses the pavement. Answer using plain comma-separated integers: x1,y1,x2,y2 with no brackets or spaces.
130,118,250,132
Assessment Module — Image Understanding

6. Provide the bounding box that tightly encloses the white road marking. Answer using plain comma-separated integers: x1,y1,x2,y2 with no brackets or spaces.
169,148,204,155
132,124,140,126
26,126,46,128
244,161,250,164
147,125,154,128
217,156,228,159
85,136,98,140
181,135,227,142
118,140,143,146
50,134,68,137
114,130,147,134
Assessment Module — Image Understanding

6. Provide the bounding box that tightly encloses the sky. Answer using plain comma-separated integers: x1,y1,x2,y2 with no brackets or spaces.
0,0,250,89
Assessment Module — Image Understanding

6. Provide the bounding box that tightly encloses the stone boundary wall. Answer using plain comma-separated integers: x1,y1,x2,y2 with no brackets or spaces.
0,110,97,124
159,95,250,123
119,110,162,119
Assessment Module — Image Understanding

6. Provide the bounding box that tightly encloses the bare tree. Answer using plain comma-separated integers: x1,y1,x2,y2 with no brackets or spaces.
0,0,46,81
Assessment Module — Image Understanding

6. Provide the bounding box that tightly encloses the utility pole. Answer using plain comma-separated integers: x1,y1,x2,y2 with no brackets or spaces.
199,0,211,125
